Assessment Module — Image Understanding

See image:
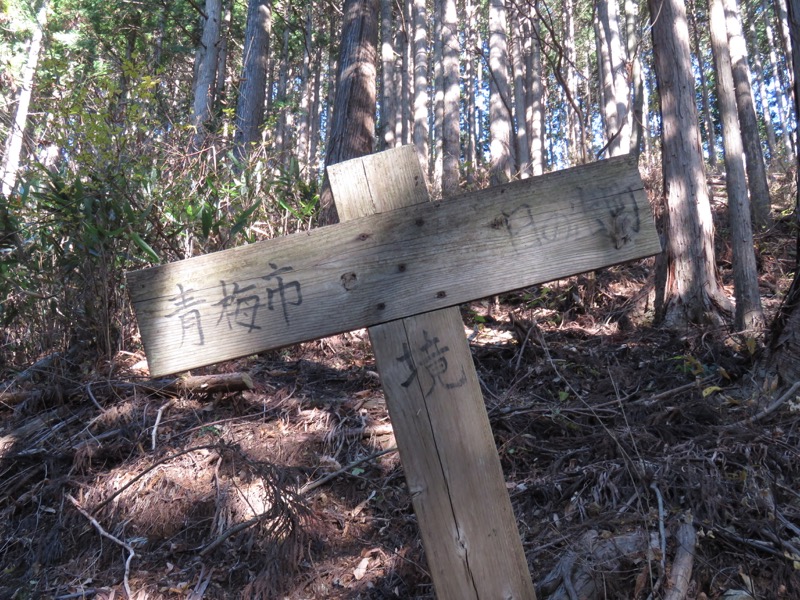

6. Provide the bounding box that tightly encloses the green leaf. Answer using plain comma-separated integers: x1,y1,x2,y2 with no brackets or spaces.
230,200,262,238
201,203,213,238
130,231,159,263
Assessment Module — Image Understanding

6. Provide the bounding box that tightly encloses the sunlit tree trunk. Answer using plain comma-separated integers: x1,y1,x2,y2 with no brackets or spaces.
274,24,291,157
214,0,231,107
510,4,531,177
564,0,580,165
319,0,379,224
380,0,396,149
233,0,271,163
432,0,444,194
649,0,730,327
595,0,630,156
489,0,514,184
747,19,778,159
1,0,48,197
309,29,323,178
441,0,461,196
710,0,765,330
724,0,772,228
763,0,796,156
323,11,338,155
296,4,313,177
526,10,544,174
191,0,222,148
398,2,412,145
465,0,479,181
688,0,718,169
412,0,429,170
775,0,796,97
626,0,644,157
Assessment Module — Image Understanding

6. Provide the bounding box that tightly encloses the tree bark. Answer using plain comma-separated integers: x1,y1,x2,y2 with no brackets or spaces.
412,0,429,170
626,0,644,157
649,0,730,327
688,0,719,170
441,0,461,196
488,0,514,184
232,0,271,163
595,0,630,157
465,0,479,181
380,0,396,149
747,19,778,160
527,10,545,174
319,0,380,225
710,0,765,331
764,0,800,386
724,0,772,228
214,0,231,108
432,0,444,193
510,4,531,177
1,0,48,197
763,0,796,157
191,0,222,149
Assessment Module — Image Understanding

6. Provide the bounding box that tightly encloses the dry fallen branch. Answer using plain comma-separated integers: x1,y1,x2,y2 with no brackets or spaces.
663,517,697,600
67,494,135,598
727,381,800,428
0,372,254,407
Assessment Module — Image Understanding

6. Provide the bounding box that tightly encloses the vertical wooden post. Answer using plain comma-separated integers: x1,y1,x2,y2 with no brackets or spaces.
329,146,537,599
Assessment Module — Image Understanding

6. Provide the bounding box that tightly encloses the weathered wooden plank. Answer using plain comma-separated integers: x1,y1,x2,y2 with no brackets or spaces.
128,152,660,376
335,145,536,599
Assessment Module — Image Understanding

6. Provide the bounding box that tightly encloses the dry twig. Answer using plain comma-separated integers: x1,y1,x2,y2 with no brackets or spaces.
67,494,135,598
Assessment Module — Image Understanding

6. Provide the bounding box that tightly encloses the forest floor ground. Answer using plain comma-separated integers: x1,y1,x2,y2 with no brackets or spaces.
1,180,800,600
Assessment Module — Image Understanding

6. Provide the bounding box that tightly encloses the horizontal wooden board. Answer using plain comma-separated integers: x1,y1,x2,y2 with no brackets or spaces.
128,153,661,376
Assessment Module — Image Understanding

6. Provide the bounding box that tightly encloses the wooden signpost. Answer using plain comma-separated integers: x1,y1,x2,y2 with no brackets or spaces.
127,146,661,599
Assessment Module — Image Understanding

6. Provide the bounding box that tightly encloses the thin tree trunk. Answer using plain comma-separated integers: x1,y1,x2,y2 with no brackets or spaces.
296,4,313,177
710,0,765,330
775,0,796,100
441,0,461,196
511,4,531,177
596,0,630,156
380,0,396,149
687,0,718,170
274,24,291,158
763,0,796,156
412,0,429,170
232,0,271,163
649,0,730,327
724,0,772,227
323,11,339,156
1,0,48,197
191,0,222,149
309,29,323,178
465,0,478,181
489,0,514,184
526,10,545,174
432,0,444,194
747,19,778,160
400,1,412,145
564,0,581,165
626,0,644,157
214,0,231,106
319,0,379,225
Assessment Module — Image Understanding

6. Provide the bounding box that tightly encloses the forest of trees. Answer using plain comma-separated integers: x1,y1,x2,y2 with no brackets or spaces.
0,0,798,372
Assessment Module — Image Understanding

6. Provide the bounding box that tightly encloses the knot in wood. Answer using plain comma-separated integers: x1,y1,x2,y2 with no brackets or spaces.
341,272,358,291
